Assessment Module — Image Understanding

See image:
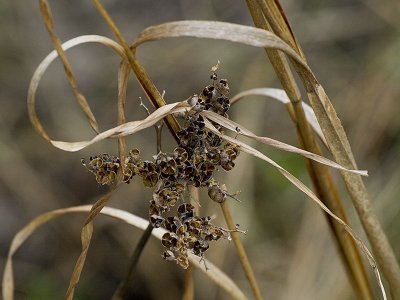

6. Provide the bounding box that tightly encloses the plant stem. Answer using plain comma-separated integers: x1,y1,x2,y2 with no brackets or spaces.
220,201,263,300
111,223,154,300
245,1,374,299
182,266,194,300
92,0,181,142
39,0,99,133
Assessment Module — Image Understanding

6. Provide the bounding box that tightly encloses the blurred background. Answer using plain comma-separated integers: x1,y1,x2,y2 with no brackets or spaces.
1,0,400,299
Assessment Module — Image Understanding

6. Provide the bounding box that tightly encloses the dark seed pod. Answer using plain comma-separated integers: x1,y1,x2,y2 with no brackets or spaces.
208,184,226,203
216,79,229,96
150,214,164,228
162,232,178,249
200,85,216,102
162,250,176,261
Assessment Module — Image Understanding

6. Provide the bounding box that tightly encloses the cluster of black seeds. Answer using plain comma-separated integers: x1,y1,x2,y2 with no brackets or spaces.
82,74,242,268
162,203,231,269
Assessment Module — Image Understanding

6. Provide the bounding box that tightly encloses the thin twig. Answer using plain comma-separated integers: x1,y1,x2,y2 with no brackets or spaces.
39,0,99,133
92,0,181,142
220,201,263,300
182,266,194,300
111,223,154,300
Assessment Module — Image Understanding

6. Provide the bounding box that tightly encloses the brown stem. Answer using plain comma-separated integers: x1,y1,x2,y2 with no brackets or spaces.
39,0,99,133
245,1,373,299
182,266,194,300
92,0,181,142
220,201,263,300
111,223,154,300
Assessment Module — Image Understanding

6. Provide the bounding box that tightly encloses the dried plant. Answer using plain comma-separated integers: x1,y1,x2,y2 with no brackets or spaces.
3,1,399,300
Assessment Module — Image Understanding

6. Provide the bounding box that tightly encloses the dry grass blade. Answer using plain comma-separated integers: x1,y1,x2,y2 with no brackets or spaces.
230,88,326,145
50,103,188,152
65,190,114,300
203,118,387,300
38,0,100,133
27,35,125,142
116,60,130,171
132,21,309,72
2,205,247,300
309,87,400,298
201,110,366,176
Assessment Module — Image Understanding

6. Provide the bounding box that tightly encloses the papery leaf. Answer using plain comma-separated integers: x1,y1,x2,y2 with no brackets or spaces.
27,35,125,143
230,88,327,145
201,110,366,176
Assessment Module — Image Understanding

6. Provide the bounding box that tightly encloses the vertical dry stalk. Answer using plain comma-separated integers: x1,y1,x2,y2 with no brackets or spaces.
182,262,195,300
181,186,201,300
92,0,181,142
245,1,373,299
38,0,99,133
220,201,263,300
253,0,400,297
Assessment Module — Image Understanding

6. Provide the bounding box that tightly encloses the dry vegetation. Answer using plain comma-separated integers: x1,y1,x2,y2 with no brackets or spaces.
1,1,400,299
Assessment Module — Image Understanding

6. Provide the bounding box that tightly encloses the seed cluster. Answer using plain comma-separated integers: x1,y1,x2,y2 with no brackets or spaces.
82,74,241,268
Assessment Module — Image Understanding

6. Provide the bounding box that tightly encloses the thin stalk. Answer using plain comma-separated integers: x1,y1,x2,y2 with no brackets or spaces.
112,98,164,299
111,223,154,300
92,0,181,142
182,266,194,300
245,1,373,299
39,0,99,133
220,201,263,300
182,186,201,300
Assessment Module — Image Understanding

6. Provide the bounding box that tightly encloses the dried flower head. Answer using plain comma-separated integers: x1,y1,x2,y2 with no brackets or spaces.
82,71,243,269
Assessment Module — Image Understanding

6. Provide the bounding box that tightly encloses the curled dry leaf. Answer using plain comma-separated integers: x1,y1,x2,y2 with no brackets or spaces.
132,21,309,72
2,205,247,300
39,0,100,133
27,35,126,143
230,88,327,145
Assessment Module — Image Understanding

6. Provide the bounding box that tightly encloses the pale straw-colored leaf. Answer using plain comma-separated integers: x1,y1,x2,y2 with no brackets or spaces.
64,190,114,300
50,103,189,152
201,110,367,176
2,205,246,300
230,88,327,145
132,21,307,71
27,35,125,142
